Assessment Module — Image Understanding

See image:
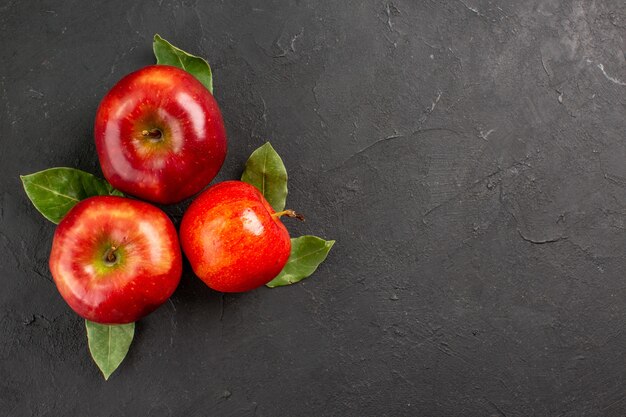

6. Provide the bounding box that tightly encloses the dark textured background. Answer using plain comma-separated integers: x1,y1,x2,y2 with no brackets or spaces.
1,0,626,416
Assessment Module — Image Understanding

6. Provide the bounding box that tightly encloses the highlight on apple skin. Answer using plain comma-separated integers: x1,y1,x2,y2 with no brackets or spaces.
179,181,292,293
48,195,183,324
94,65,227,205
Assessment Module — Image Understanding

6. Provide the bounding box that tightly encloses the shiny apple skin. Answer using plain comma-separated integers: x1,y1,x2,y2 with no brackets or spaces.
180,181,291,292
49,196,182,324
95,65,227,205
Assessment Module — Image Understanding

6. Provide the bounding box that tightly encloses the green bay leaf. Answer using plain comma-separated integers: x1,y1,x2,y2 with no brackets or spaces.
266,236,335,288
85,320,135,380
241,142,288,212
153,34,213,94
20,167,123,224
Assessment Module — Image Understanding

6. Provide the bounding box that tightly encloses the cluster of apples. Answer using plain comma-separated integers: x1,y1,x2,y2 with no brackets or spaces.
21,36,333,378
54,63,298,323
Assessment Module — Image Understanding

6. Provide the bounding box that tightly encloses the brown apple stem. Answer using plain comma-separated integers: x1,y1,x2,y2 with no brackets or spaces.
273,210,305,221
104,246,117,264
142,128,162,140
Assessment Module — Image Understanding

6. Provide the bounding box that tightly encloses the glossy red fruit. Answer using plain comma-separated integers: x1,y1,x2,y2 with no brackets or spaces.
180,181,291,292
49,196,182,324
95,65,227,204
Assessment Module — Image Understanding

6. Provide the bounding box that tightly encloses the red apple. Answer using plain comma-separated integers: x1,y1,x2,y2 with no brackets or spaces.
94,65,227,204
49,196,182,324
180,181,293,292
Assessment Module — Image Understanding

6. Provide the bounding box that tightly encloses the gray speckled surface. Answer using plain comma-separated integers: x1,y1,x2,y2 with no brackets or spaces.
2,0,626,416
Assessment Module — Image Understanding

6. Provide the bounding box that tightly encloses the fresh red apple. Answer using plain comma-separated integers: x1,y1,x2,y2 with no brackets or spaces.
180,181,295,292
94,65,227,204
49,196,182,324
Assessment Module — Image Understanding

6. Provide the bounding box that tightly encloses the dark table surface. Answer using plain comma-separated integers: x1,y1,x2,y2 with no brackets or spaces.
2,0,626,416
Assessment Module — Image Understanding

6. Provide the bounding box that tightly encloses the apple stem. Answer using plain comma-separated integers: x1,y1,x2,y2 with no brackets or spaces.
273,210,305,222
104,246,117,264
142,128,162,140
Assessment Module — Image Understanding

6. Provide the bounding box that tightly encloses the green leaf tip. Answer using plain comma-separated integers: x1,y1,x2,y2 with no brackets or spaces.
241,142,288,212
85,320,135,380
266,236,335,288
152,34,213,94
